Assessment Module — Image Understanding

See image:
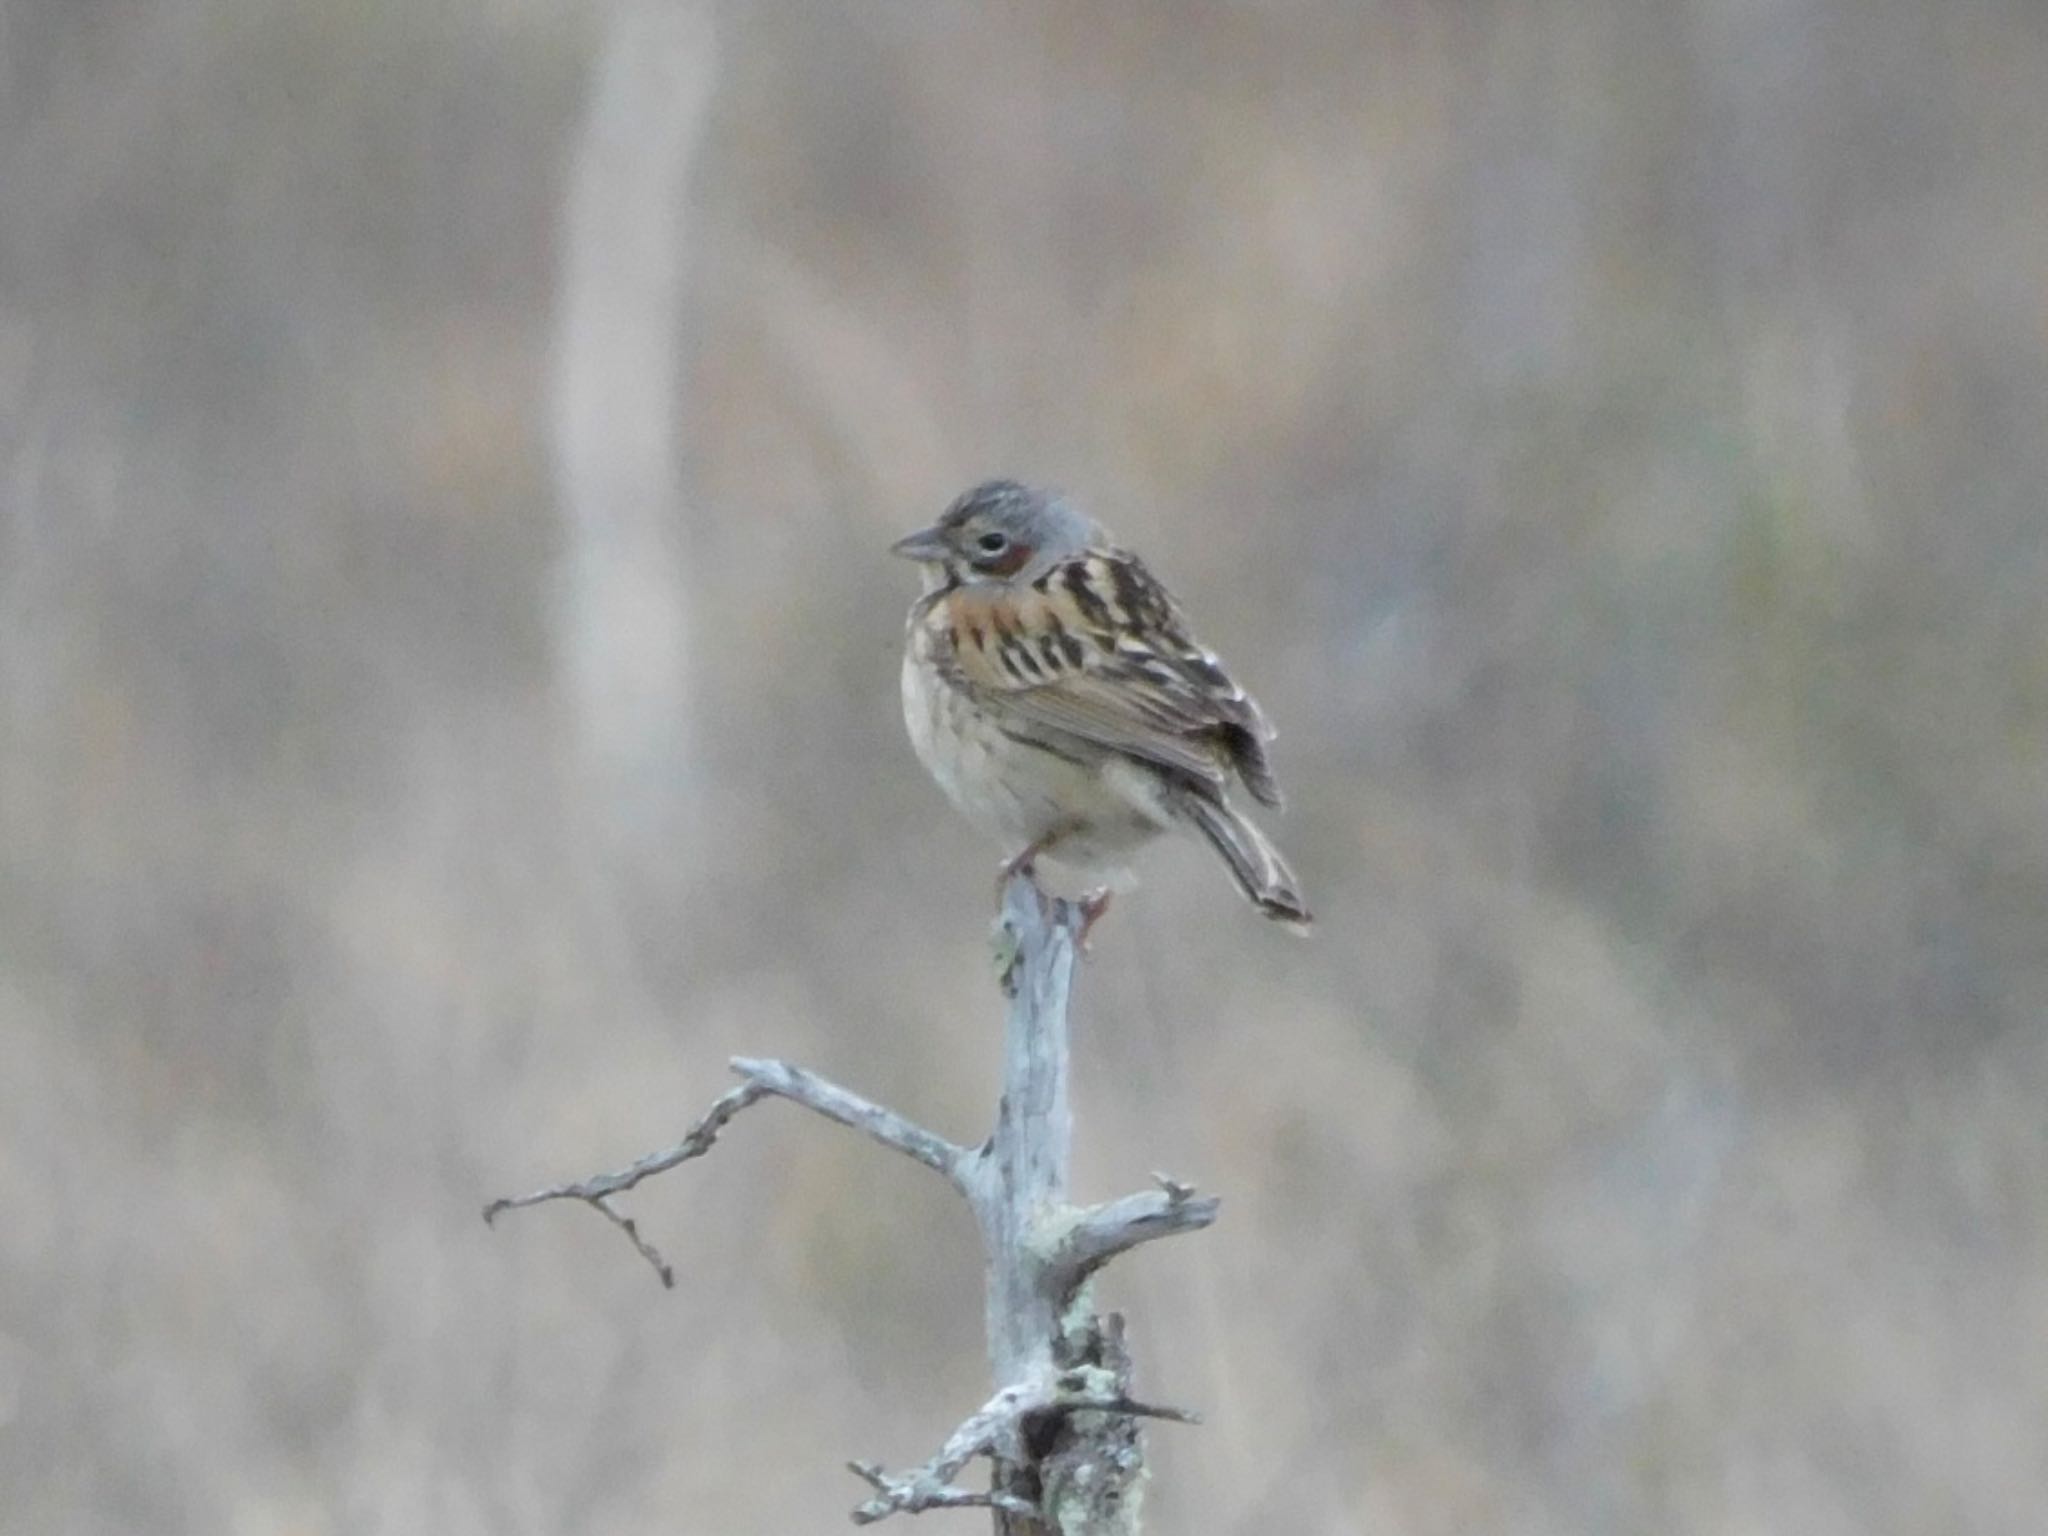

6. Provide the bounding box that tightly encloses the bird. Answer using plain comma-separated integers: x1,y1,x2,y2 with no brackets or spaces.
892,479,1311,934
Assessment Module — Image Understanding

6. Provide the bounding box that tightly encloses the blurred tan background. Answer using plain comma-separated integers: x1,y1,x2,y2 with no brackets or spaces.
5,2,2046,1532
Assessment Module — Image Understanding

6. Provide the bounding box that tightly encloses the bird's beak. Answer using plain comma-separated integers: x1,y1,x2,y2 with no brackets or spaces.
890,525,951,563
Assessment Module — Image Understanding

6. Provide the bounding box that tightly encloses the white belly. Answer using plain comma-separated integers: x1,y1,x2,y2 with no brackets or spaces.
900,646,1167,884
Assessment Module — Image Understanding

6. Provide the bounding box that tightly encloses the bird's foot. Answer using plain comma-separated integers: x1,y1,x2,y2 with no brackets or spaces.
1075,888,1114,954
994,840,1043,901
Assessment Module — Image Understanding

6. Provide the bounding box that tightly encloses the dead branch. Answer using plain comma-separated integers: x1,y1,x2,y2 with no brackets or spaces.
486,873,1215,1531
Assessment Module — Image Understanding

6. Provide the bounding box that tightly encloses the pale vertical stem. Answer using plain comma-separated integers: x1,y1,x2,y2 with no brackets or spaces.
975,876,1081,1388
549,3,716,847
959,875,1086,1536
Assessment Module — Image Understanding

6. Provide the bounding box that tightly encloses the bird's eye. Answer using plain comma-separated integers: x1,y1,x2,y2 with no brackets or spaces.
977,531,1010,555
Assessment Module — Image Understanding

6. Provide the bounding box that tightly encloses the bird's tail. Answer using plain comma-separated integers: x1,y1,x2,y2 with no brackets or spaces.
1181,794,1313,931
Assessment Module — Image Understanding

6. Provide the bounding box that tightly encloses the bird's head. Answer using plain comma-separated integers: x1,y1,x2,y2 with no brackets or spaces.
891,480,1096,586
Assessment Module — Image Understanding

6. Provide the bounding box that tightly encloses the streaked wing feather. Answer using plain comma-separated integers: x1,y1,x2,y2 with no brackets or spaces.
996,670,1233,788
933,550,1282,803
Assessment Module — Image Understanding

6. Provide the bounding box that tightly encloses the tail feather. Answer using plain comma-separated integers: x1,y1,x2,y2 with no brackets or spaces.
1180,794,1313,930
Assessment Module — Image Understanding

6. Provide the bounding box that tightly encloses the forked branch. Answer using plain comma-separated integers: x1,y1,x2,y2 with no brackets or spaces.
486,873,1215,1531
845,1375,1198,1526
483,1059,965,1287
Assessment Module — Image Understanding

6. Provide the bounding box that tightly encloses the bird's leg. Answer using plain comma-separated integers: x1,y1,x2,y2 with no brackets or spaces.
1075,888,1114,952
994,835,1052,898
995,826,1081,899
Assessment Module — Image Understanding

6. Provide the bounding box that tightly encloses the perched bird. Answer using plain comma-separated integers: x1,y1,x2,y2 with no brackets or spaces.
892,479,1311,931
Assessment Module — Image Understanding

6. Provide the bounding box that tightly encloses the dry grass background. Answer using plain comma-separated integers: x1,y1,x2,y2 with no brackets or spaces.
4,2,2046,1532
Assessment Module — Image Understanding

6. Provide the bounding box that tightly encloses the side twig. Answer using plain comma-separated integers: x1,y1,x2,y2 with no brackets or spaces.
484,1060,965,1287
844,1374,1198,1527
1044,1177,1221,1303
482,1078,771,1287
729,1057,967,1186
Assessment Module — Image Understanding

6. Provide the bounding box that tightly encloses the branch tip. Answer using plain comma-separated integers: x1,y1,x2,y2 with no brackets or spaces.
846,1458,1036,1525
1151,1171,1197,1203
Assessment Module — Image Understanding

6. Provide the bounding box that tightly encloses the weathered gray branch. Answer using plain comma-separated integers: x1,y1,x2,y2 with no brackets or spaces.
481,1060,965,1286
1044,1179,1223,1302
959,876,1081,1388
845,1373,1199,1526
486,873,1214,1530
729,1056,968,1186
483,1077,770,1287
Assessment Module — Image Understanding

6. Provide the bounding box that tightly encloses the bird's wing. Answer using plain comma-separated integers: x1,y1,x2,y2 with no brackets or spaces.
933,549,1283,806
